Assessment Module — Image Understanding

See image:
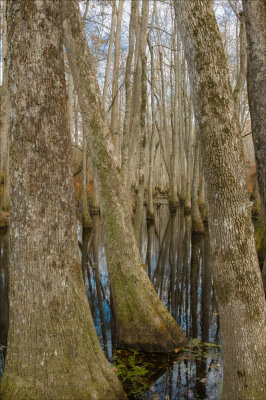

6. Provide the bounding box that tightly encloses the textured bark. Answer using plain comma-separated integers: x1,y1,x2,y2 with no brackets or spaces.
133,0,149,243
146,33,156,222
121,0,136,177
184,99,193,213
233,11,247,118
242,0,266,224
126,4,141,195
252,178,261,217
63,0,186,352
102,0,116,107
0,0,9,215
0,2,126,399
82,124,92,228
67,72,74,146
191,135,204,233
110,0,124,140
174,1,265,399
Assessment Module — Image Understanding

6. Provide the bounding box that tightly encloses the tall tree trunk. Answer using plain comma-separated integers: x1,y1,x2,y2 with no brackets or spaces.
174,1,265,399
0,0,9,217
121,0,136,178
0,2,126,399
242,0,266,288
67,72,74,147
133,0,149,243
102,0,116,108
233,11,247,118
63,0,186,352
110,0,124,144
126,4,141,197
191,135,204,233
184,97,193,213
242,0,266,223
82,124,92,228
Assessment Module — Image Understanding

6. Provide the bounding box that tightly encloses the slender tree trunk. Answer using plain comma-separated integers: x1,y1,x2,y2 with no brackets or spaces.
0,2,126,399
121,0,136,178
191,135,204,233
0,0,9,217
133,0,149,243
102,0,116,108
67,72,74,147
63,0,186,352
174,1,265,398
125,4,142,200
233,11,247,118
177,32,186,203
184,99,193,213
110,0,124,143
82,124,92,228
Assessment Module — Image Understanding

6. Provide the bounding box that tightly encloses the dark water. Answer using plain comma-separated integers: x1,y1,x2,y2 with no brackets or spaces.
0,206,223,399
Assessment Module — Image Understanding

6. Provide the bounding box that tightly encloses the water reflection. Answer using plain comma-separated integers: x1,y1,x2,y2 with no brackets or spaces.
0,229,8,378
77,206,222,399
0,207,222,399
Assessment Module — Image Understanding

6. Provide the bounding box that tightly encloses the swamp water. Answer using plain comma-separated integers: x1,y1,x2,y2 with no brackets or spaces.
0,206,222,399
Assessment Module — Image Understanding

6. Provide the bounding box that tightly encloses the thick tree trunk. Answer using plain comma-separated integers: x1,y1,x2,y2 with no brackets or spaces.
174,1,265,399
242,0,266,224
243,0,266,288
0,2,126,399
63,0,186,352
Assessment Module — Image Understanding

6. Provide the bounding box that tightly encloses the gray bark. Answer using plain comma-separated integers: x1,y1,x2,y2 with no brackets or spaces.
133,0,149,243
102,0,116,107
82,124,92,228
174,0,266,398
0,2,126,399
63,0,186,352
0,0,9,215
110,0,124,141
242,0,266,224
121,0,137,178
191,135,204,233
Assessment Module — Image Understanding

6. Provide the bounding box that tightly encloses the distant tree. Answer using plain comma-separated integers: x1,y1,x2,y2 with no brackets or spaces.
63,0,186,352
174,0,265,398
0,1,126,398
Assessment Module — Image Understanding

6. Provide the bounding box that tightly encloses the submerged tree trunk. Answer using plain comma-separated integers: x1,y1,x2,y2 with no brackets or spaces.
0,2,126,399
63,0,186,352
174,1,265,399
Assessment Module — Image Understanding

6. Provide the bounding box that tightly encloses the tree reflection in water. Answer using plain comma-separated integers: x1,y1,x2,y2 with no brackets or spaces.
0,206,222,399
78,206,222,399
